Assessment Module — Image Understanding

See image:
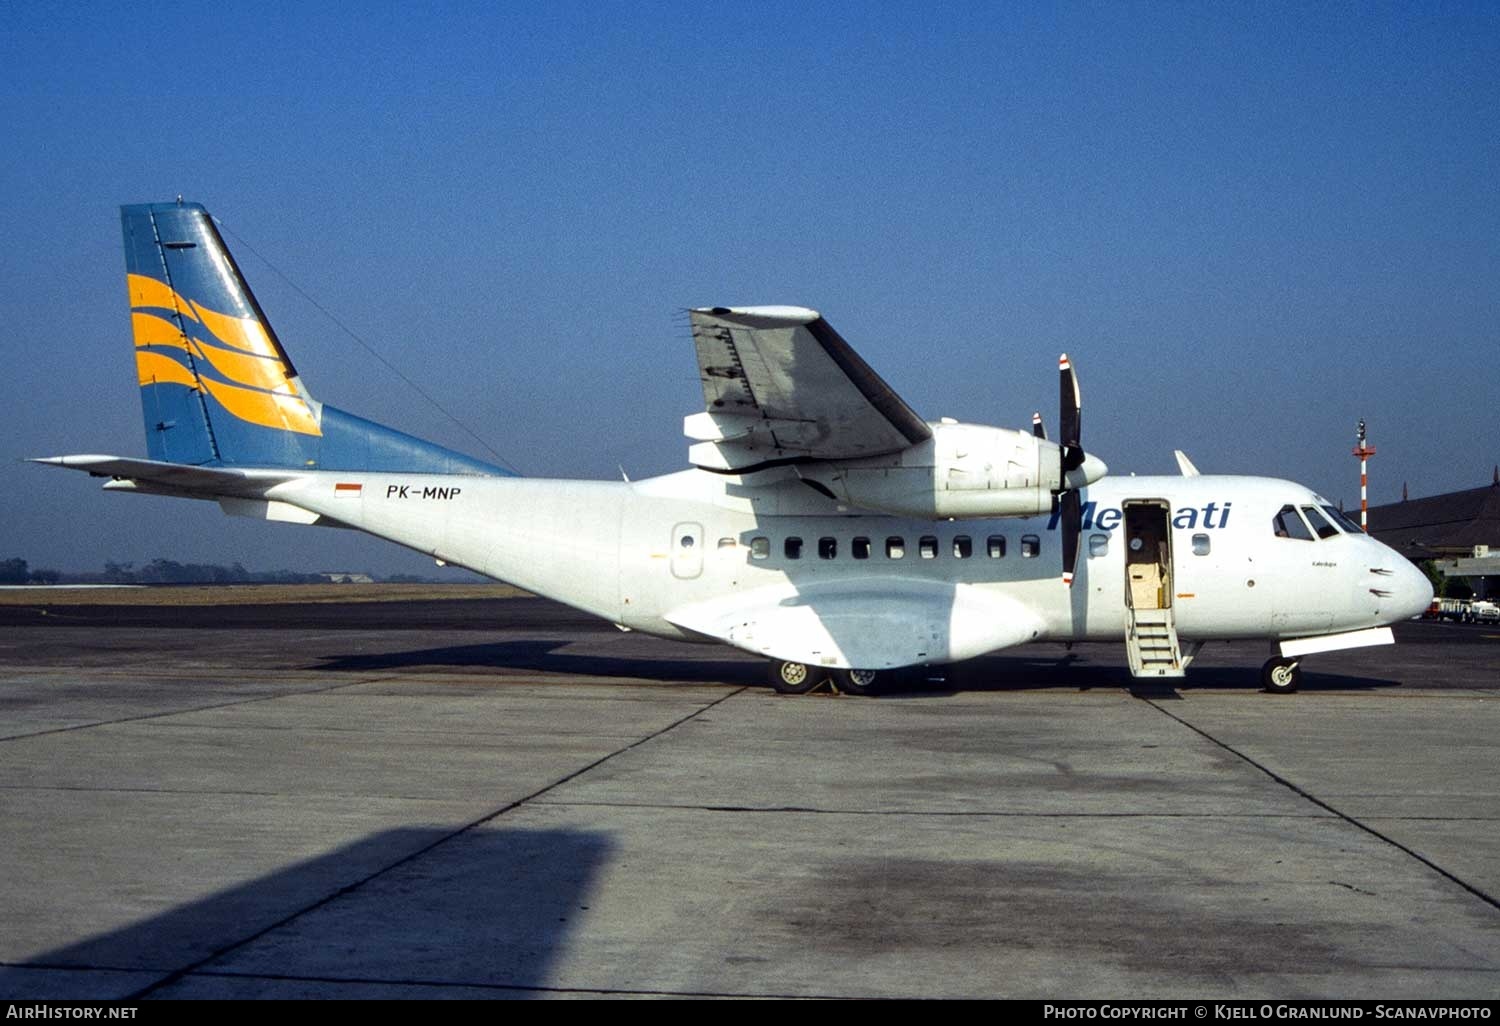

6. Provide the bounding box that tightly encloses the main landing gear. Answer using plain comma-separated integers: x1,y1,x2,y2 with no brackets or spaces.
767,660,884,696
1261,656,1302,694
768,659,825,695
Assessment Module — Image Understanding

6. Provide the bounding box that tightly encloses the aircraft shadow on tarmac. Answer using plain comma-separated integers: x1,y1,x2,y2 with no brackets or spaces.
311,641,1402,697
0,827,612,1000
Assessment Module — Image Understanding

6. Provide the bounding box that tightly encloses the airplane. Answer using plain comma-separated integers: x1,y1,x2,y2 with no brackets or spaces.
35,200,1433,696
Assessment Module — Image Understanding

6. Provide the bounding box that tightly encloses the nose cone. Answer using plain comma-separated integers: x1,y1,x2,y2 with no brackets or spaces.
1065,452,1109,490
1391,558,1435,622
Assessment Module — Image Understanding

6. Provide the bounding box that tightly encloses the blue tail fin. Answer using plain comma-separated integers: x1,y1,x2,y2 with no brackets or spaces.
123,201,509,475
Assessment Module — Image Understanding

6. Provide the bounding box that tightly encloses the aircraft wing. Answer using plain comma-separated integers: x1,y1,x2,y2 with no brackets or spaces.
665,578,1044,670
685,307,931,472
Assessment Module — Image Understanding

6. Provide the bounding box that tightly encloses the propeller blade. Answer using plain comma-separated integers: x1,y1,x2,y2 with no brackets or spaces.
1059,354,1080,446
1061,488,1082,586
1031,412,1047,440
1059,353,1084,471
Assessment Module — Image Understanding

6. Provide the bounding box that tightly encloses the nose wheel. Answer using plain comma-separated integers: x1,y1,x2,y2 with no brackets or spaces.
1261,657,1302,694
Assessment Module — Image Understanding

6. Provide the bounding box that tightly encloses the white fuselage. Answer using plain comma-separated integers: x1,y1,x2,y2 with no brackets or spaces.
267,467,1432,669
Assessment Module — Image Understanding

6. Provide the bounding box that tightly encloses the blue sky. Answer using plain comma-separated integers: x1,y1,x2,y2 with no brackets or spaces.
3,2,1496,575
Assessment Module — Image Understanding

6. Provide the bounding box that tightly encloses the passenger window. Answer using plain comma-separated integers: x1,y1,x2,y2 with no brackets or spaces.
750,537,769,560
1088,534,1109,557
886,536,905,559
919,536,938,559
717,537,736,550
785,537,803,559
953,535,972,559
818,537,837,560
852,536,871,560
987,535,1006,559
1021,535,1040,558
1301,506,1339,540
1192,533,1210,556
1272,505,1313,541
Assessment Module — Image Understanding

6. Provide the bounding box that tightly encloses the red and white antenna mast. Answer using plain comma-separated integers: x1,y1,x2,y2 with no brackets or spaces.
1352,418,1377,532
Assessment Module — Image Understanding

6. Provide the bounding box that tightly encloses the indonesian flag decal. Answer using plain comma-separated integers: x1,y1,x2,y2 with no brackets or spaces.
334,482,363,497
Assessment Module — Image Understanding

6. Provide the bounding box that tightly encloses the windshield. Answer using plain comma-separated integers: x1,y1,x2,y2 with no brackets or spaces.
1301,506,1340,540
1323,506,1364,533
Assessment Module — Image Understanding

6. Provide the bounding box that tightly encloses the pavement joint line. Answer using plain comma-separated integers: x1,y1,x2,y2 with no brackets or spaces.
1139,696,1500,917
180,967,848,999
527,799,1336,819
123,685,749,1001
90,721,653,741
0,674,412,744
0,960,153,974
0,783,509,802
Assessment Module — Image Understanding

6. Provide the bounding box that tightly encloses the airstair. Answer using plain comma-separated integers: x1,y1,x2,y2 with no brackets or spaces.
1126,606,1185,678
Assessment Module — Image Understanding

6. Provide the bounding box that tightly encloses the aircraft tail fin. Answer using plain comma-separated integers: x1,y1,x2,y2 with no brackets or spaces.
122,201,507,476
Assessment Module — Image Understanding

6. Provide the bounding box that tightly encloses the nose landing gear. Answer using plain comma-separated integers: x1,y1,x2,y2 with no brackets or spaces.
1261,657,1302,694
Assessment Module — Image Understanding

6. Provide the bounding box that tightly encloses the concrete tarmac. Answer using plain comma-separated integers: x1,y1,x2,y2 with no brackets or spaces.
0,600,1496,999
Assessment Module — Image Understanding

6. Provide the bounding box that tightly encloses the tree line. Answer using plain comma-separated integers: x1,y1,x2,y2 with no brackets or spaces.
1,557,433,585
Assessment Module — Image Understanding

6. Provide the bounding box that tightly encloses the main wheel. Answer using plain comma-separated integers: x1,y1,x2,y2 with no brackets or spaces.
1261,657,1302,694
769,659,826,695
831,668,881,696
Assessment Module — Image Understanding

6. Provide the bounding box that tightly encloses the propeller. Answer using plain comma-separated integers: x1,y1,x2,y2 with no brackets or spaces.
1053,353,1104,586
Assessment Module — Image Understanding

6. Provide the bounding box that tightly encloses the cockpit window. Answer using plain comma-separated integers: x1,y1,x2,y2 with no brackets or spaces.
1323,506,1364,534
1273,505,1314,541
1300,506,1339,540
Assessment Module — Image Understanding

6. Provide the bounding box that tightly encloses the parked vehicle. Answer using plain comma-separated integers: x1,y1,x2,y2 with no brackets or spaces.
1467,600,1500,625
1436,598,1469,622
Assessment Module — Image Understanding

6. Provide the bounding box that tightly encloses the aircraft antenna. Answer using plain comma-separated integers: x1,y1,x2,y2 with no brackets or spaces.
214,219,522,476
1352,419,1377,532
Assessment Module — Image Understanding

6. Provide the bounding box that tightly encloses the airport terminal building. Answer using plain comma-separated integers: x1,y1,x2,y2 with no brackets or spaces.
1367,472,1500,599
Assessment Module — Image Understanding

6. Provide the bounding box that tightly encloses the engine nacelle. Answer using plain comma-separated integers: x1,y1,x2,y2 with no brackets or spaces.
803,422,1071,519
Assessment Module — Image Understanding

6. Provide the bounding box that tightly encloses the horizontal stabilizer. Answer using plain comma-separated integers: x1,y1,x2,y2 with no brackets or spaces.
30,455,297,495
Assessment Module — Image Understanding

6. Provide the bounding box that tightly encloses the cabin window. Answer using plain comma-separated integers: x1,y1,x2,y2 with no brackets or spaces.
818,537,837,560
852,536,871,560
1272,505,1313,541
679,534,695,549
1021,534,1040,558
886,536,905,559
1088,534,1109,557
953,535,973,559
750,537,769,559
919,535,938,559
987,535,1006,558
1192,533,1211,556
717,537,736,550
785,537,803,559
1300,506,1339,540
